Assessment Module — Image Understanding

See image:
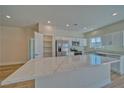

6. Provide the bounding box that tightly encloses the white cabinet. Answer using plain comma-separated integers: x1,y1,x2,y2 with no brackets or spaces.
70,38,86,47
54,36,87,56
82,39,87,46
102,33,112,46
34,32,43,58
79,39,87,47
112,31,123,47
55,36,87,47
122,31,124,47
102,31,123,47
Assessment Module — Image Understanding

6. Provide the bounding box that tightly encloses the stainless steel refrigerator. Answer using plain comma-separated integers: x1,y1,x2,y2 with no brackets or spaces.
55,40,69,56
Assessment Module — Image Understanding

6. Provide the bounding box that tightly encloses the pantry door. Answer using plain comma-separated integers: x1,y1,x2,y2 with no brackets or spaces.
34,32,43,59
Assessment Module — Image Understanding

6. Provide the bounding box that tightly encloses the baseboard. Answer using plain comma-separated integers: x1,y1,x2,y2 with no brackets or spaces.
0,61,25,66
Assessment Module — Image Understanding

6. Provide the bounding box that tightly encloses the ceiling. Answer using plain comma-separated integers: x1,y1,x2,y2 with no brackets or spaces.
1,5,124,32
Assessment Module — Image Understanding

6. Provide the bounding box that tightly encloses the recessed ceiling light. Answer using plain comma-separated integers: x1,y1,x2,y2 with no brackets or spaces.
66,24,70,27
112,12,118,16
6,15,11,19
48,21,51,24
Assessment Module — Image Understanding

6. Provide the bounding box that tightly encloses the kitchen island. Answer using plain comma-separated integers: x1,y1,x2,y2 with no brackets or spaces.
1,54,120,88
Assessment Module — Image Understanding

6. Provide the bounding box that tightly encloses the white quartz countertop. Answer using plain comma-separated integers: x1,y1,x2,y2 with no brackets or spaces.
1,55,120,85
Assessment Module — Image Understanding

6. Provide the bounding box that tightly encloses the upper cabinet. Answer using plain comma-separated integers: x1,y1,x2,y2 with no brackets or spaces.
55,36,87,47
112,31,123,47
101,31,123,47
80,39,87,47
123,31,124,47
102,33,112,46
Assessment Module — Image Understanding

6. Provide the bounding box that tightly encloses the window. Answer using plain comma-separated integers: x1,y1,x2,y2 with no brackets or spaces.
90,37,102,48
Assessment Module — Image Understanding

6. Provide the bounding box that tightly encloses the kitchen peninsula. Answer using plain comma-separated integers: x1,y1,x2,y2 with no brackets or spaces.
1,54,120,88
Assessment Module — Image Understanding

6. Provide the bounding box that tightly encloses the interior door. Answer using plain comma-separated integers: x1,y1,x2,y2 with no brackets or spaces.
34,32,43,59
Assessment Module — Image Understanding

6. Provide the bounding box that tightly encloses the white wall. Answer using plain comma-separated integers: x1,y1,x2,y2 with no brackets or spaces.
84,20,124,48
55,29,84,38
0,26,35,66
39,24,84,38
39,24,55,35
0,26,2,65
84,20,124,37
